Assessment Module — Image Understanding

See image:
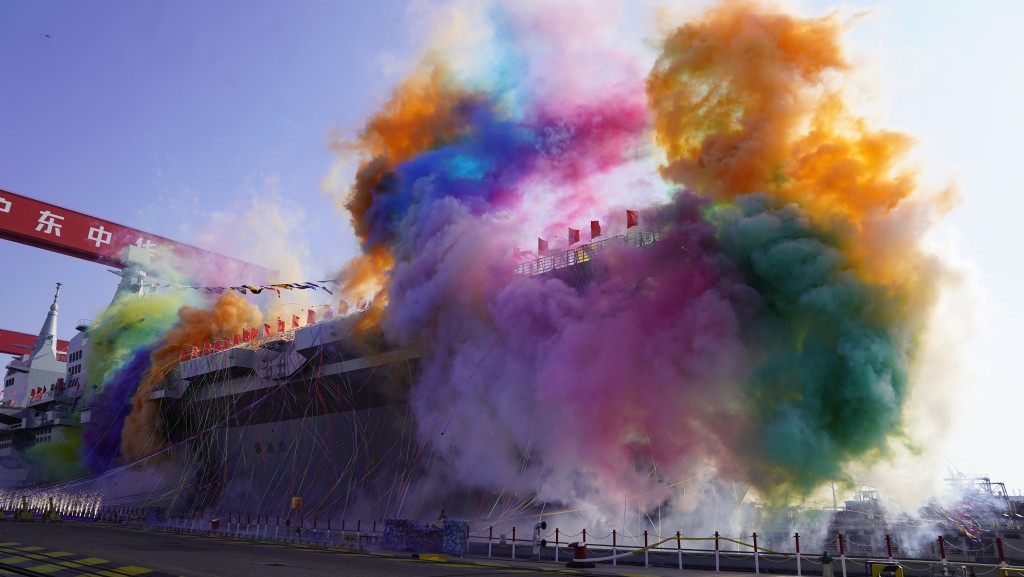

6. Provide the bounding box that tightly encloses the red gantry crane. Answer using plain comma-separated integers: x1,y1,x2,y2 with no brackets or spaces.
0,188,272,352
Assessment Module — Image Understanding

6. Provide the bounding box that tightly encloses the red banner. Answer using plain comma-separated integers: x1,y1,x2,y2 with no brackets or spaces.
0,188,271,279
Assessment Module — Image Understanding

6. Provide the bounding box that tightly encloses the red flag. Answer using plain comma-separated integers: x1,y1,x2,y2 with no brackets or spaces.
538,238,549,255
204,342,213,355
264,323,272,337
180,350,190,362
233,334,241,345
626,209,639,229
242,329,250,342
568,228,580,245
307,309,315,325
323,305,334,320
292,315,300,328
514,247,521,260
215,340,224,351
191,346,200,358
277,319,285,333
339,300,349,315
591,220,601,240
250,327,257,340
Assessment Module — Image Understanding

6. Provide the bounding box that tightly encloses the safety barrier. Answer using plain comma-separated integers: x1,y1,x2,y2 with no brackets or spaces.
468,525,1023,576
23,505,1024,577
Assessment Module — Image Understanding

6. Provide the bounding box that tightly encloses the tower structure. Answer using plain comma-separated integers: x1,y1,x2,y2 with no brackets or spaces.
1,283,67,406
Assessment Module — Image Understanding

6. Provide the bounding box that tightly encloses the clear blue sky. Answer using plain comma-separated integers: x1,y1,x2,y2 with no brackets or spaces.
1,1,1022,494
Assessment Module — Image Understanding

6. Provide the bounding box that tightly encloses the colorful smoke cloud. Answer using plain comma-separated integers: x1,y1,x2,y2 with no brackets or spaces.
331,0,955,509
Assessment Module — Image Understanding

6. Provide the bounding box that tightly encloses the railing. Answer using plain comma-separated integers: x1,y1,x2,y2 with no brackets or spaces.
513,228,665,277
63,506,1024,576
464,527,1015,575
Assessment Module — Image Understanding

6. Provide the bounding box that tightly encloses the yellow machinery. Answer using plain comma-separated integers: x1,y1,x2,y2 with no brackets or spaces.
867,563,904,577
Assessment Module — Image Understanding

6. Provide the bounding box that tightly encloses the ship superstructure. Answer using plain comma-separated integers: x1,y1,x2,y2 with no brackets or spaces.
0,283,83,482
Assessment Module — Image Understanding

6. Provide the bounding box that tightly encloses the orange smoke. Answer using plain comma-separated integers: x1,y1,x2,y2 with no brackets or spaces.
120,292,263,461
336,246,392,302
335,65,482,298
647,2,916,225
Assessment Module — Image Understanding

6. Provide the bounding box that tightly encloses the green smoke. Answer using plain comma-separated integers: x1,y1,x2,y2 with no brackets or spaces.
84,293,187,392
712,194,910,497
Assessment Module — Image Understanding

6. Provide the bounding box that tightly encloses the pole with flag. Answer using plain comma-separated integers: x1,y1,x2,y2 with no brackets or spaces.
627,210,639,229
591,220,601,240
568,228,580,246
538,238,549,255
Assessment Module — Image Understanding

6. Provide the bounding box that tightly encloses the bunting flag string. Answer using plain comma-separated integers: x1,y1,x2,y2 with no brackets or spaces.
147,279,339,297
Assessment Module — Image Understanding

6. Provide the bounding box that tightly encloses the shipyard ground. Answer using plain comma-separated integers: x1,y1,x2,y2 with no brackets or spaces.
0,521,775,577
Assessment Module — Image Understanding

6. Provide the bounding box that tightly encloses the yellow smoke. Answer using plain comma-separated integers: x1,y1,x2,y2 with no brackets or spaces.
647,0,951,300
120,292,263,461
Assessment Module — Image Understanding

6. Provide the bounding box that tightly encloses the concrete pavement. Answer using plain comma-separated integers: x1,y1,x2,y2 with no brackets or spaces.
0,520,793,577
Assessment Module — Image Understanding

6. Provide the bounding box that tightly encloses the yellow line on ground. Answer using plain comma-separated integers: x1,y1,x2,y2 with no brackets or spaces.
75,557,111,566
57,561,83,568
14,546,44,551
22,564,65,573
113,566,153,575
0,556,30,564
42,552,75,558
